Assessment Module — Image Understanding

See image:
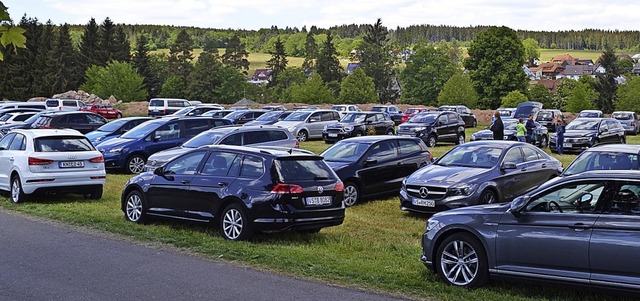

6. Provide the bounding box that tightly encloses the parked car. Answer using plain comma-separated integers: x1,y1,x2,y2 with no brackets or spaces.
0,102,47,111
97,117,231,174
550,118,626,153
201,109,233,118
0,129,105,203
321,136,431,206
31,111,108,134
80,104,123,119
322,111,395,143
147,98,191,117
169,104,223,117
274,109,341,142
612,111,640,135
421,170,640,289
397,111,466,147
513,101,543,119
229,106,250,111
292,105,319,110
401,107,428,123
85,117,153,146
223,109,267,125
536,109,563,132
331,104,361,117
243,110,292,126
0,111,50,137
144,125,298,172
438,105,477,127
470,119,549,147
0,108,44,118
121,145,345,240
577,109,603,118
261,105,286,111
0,111,39,125
399,141,562,214
560,144,640,177
497,107,516,118
371,105,403,125
45,99,85,111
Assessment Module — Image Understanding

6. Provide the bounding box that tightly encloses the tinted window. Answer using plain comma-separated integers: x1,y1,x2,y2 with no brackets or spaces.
612,112,633,120
240,156,264,178
522,147,542,161
368,141,398,162
183,119,210,137
0,133,16,150
398,139,422,154
610,183,640,215
244,131,271,144
67,114,86,124
284,111,311,121
276,159,333,181
9,134,25,150
13,114,32,122
269,130,288,141
164,151,206,175
220,133,242,146
322,141,368,162
526,181,605,213
86,114,106,124
149,99,164,106
45,99,59,107
155,122,181,140
168,100,188,107
201,152,237,176
564,151,639,175
34,136,94,152
62,100,77,107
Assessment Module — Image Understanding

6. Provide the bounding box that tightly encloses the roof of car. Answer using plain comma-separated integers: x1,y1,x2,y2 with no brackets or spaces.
562,170,640,181
336,135,419,144
199,144,320,158
116,117,153,121
582,144,640,154
40,111,102,117
12,128,84,137
580,110,603,112
463,140,526,148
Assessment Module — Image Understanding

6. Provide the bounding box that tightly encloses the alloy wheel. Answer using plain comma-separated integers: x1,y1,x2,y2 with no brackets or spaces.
128,156,145,174
125,193,143,222
222,208,244,240
343,184,359,207
440,240,479,286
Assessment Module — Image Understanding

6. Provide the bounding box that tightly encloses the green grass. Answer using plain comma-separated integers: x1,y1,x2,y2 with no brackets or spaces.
538,49,604,62
0,126,638,300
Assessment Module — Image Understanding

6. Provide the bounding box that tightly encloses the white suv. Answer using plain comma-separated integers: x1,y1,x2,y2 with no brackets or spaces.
0,129,106,203
45,99,85,111
148,98,191,117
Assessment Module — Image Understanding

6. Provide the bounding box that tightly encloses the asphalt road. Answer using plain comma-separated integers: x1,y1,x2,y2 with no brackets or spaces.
0,209,412,301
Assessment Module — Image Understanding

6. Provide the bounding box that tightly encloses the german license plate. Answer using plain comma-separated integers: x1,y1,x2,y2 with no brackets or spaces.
305,196,332,206
412,198,435,207
59,160,84,168
563,143,571,148
328,133,337,137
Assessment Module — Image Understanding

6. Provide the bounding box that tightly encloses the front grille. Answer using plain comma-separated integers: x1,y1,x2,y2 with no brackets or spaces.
406,185,447,200
326,128,343,133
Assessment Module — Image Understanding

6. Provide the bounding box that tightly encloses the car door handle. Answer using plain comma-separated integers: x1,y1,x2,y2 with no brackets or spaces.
181,180,190,184
217,182,228,187
9,157,14,161
541,163,547,168
569,223,591,231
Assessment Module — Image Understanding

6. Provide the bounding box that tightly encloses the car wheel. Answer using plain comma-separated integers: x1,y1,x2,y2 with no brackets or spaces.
427,135,437,148
386,128,395,135
539,135,548,148
480,190,497,204
455,133,465,145
116,113,123,119
220,203,253,241
343,182,360,207
620,136,626,144
10,175,27,204
84,187,103,200
296,130,308,142
126,155,146,174
436,233,489,288
124,190,146,224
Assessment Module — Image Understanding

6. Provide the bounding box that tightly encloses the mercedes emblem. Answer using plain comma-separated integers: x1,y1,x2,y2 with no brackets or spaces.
419,187,429,199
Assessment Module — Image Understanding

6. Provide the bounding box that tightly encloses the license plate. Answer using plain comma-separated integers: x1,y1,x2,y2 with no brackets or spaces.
59,160,84,168
305,196,332,206
328,133,337,137
563,143,571,148
412,198,435,207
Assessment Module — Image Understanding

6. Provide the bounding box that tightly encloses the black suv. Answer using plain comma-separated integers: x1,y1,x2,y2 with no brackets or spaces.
397,111,465,147
438,105,477,127
322,111,395,143
224,109,267,125
371,105,403,125
121,145,345,240
536,109,563,132
31,111,108,134
550,118,626,153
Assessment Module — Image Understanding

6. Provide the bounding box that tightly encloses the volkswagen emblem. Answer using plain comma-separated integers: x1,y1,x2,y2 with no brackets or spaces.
419,187,429,199
317,186,324,194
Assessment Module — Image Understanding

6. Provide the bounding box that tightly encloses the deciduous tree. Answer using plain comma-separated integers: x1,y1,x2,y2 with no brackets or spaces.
400,45,455,105
566,81,598,112
339,68,376,104
437,73,478,108
522,38,540,66
0,1,26,61
80,61,147,102
500,90,528,108
615,75,640,112
285,73,334,104
526,84,553,108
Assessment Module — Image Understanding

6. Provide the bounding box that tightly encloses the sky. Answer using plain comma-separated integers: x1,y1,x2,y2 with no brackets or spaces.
5,0,640,32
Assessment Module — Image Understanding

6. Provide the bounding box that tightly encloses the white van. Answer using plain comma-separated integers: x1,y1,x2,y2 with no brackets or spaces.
147,98,191,117
45,99,85,111
0,102,47,110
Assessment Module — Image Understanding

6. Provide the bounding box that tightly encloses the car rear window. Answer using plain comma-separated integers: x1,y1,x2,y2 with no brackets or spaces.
612,113,633,120
34,136,95,152
32,116,53,128
276,158,334,182
45,100,59,107
149,99,164,107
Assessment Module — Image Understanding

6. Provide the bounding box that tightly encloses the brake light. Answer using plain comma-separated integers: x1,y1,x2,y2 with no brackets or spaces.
271,183,304,194
29,157,54,165
334,182,344,192
89,156,104,163
295,140,300,148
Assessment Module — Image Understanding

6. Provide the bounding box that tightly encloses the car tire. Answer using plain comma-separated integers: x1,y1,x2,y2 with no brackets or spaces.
435,233,489,288
480,189,497,204
84,187,103,200
427,135,437,148
220,203,253,241
539,135,548,148
126,155,146,174
10,175,27,204
296,130,308,142
343,182,360,207
124,190,146,224
620,136,626,144
116,113,123,119
455,133,465,145
386,128,395,135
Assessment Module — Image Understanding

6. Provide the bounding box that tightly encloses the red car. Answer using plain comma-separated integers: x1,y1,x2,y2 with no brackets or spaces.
81,104,123,119
401,107,428,123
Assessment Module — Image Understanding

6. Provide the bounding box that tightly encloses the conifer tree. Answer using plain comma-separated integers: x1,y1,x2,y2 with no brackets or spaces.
222,35,250,74
266,37,288,87
132,35,160,98
302,31,317,71
95,17,116,66
79,18,100,73
32,20,56,97
167,29,194,85
316,32,343,85
112,25,131,63
51,24,81,93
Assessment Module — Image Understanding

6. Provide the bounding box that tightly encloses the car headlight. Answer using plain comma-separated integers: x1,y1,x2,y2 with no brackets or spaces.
426,219,441,232
450,183,477,196
288,126,296,132
108,147,123,154
95,136,105,142
344,125,354,132
413,127,426,132
323,125,328,131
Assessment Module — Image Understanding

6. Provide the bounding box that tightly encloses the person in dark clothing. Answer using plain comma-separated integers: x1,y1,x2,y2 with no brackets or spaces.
525,114,536,144
490,111,504,140
556,119,566,155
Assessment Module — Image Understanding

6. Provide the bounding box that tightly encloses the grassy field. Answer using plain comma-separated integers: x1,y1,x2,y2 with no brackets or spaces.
538,49,604,62
0,126,637,301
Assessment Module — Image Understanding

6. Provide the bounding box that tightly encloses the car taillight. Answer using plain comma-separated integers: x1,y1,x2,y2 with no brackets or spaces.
89,156,104,163
335,182,344,192
295,140,300,148
28,157,54,165
271,183,303,194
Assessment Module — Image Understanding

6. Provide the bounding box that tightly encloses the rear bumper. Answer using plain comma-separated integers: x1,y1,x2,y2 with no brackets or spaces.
22,173,105,195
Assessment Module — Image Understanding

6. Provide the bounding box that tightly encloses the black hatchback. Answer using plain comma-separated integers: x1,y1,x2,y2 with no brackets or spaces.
321,136,431,206
31,111,108,134
121,145,345,240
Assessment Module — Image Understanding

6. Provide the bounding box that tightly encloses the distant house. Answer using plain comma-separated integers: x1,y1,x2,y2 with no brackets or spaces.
576,59,594,65
618,54,633,61
556,64,600,80
522,65,538,80
346,63,359,75
551,54,577,66
530,79,561,93
530,62,565,79
249,69,273,84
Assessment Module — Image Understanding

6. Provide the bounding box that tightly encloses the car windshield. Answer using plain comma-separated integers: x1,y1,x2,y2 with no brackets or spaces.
406,108,422,114
438,107,455,112
23,112,45,124
120,121,162,139
182,131,226,148
371,107,385,112
341,113,366,123
612,112,633,120
95,119,131,132
563,151,639,176
537,112,554,120
255,111,281,121
225,111,246,119
409,114,437,123
321,141,369,162
579,112,600,118
566,119,599,130
332,106,347,111
172,107,193,116
437,145,503,168
0,113,14,122
503,120,518,130
283,111,311,121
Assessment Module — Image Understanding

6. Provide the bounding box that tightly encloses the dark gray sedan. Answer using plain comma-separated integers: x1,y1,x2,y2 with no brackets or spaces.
421,170,640,290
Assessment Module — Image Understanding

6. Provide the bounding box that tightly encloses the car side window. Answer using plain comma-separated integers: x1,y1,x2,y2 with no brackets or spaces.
525,181,607,214
63,100,77,107
368,141,398,162
213,120,228,127
201,152,238,176
437,114,448,125
8,134,25,151
244,131,270,144
321,112,333,121
398,139,422,155
240,155,264,178
0,133,16,150
608,182,640,215
599,121,608,131
268,130,287,141
164,151,206,175
504,148,525,165
522,146,542,162
68,114,86,124
183,119,210,137
365,114,376,123
309,112,321,122
220,133,242,146
155,122,181,140
86,114,105,124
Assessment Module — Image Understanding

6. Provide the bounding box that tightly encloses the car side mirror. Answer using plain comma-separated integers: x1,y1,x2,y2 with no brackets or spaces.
364,159,378,166
501,162,517,170
431,157,438,163
509,196,529,217
601,128,608,133
579,193,592,204
309,118,317,123
153,167,163,176
153,135,162,142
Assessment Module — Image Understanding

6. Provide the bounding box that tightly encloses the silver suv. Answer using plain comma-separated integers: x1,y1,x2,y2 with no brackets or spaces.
274,109,341,142
144,125,298,171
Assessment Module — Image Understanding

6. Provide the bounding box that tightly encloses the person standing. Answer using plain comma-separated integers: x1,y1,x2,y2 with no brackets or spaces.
516,119,527,142
490,111,504,140
525,113,536,144
556,119,566,155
